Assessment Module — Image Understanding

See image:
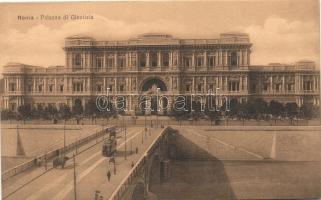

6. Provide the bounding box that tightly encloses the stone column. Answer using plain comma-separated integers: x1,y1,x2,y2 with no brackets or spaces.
240,76,243,91
313,76,316,91
128,52,132,69
146,52,150,68
114,53,118,70
192,52,195,67
282,76,285,92
225,77,228,92
157,51,161,67
4,78,6,92
225,51,228,66
216,76,219,89
204,76,207,93
204,51,207,68
247,50,250,65
16,77,18,92
192,77,195,93
54,78,57,93
43,78,46,93
244,50,248,65
169,51,173,67
245,76,248,92
215,51,218,66
114,78,117,94
270,76,273,93
103,77,106,93
240,50,243,66
103,53,106,69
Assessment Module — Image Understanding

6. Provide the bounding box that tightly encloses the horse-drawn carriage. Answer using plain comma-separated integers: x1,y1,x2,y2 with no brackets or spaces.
53,156,69,168
102,129,117,157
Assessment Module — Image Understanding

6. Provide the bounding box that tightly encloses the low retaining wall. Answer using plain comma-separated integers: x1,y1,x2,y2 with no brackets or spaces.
2,126,116,181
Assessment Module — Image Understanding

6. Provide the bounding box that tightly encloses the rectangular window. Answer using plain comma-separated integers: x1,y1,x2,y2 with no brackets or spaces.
97,85,102,92
287,84,293,91
28,85,32,92
228,81,239,92
120,85,124,92
109,85,113,91
73,83,83,92
186,85,190,92
263,84,268,91
197,84,202,92
60,85,64,92
118,56,126,68
139,53,146,67
196,57,203,67
184,57,191,67
9,83,16,92
276,84,282,92
208,57,215,67
162,52,169,67
107,58,114,68
48,85,53,92
303,81,312,91
38,85,43,92
96,57,104,68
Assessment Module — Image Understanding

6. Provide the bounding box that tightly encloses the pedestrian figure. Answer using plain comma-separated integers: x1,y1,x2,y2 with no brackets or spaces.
107,170,111,182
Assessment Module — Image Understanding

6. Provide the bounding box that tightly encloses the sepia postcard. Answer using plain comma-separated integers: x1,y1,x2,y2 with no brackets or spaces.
0,1,320,200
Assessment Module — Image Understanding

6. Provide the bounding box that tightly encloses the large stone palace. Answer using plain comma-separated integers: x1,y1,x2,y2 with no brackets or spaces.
2,32,320,114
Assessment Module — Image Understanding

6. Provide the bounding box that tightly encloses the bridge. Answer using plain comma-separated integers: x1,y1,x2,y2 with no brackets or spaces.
2,125,321,200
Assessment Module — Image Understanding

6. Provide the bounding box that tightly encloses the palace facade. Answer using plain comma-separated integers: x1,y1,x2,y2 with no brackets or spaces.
2,32,320,114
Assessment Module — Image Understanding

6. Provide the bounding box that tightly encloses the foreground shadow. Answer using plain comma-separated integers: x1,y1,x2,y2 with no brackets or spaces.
149,132,236,200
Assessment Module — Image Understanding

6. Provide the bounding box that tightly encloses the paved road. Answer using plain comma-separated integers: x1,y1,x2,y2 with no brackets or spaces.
3,127,163,200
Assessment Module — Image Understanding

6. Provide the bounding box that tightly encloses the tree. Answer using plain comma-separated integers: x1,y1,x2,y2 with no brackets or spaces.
59,104,71,120
300,103,314,119
73,102,83,116
18,105,31,120
269,100,284,117
45,104,58,119
85,99,98,117
228,98,239,117
285,102,298,118
1,109,16,120
254,98,268,118
170,96,190,120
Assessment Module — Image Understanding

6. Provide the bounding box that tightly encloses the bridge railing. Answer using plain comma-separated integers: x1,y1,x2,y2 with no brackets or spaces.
109,126,173,200
2,126,116,181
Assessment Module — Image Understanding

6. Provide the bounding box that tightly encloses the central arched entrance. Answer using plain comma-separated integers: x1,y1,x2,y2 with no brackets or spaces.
140,77,168,115
141,78,167,92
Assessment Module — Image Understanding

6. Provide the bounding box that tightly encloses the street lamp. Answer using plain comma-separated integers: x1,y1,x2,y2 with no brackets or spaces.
215,87,220,112
156,88,160,129
144,108,147,136
124,126,127,160
106,87,110,112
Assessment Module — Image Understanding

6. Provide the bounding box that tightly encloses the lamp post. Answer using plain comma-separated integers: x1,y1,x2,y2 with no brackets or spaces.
63,120,66,159
215,87,220,111
73,153,77,200
156,88,160,129
124,126,127,160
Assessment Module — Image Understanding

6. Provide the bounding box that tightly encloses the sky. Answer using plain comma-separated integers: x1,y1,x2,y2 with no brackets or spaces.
0,0,319,75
